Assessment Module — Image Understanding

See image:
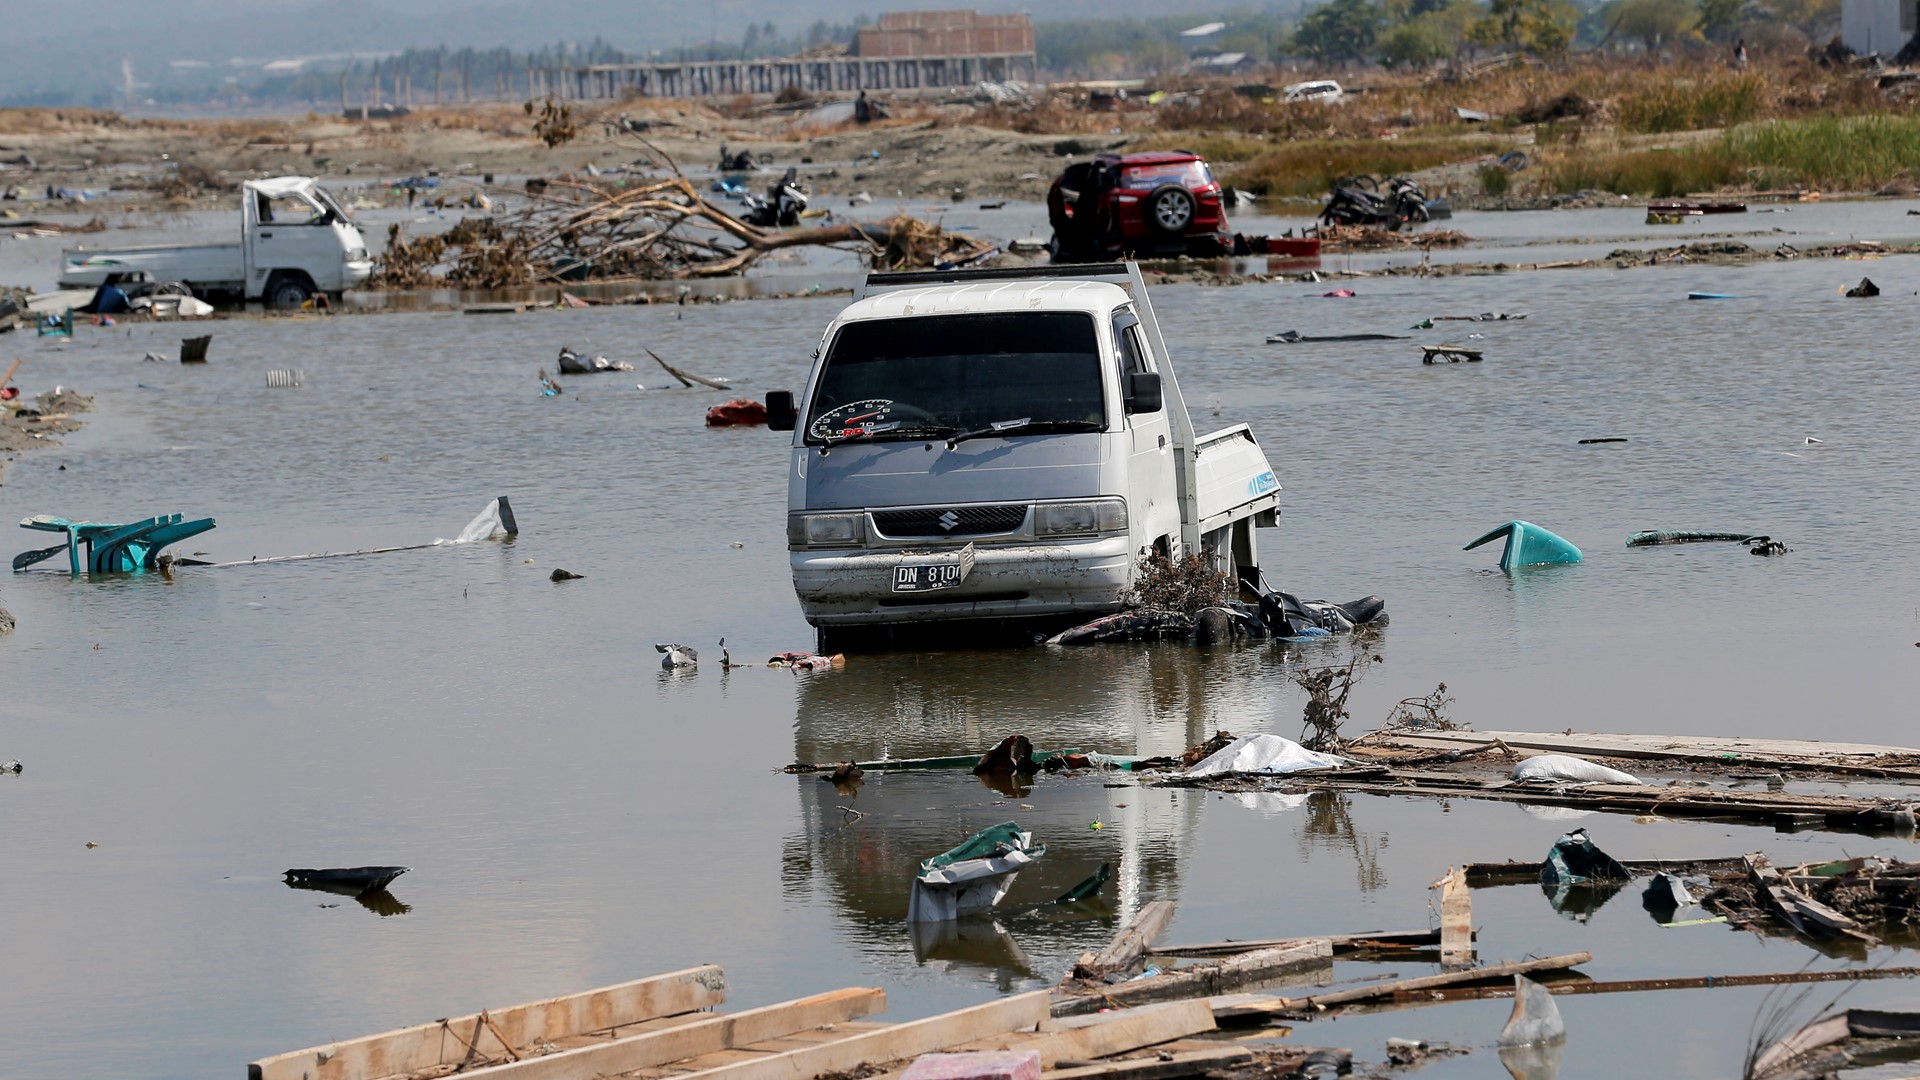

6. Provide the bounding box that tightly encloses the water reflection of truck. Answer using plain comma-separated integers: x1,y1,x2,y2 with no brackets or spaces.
58,176,372,309
766,263,1280,649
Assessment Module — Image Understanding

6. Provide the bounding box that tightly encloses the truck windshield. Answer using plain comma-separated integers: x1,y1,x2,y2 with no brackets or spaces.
807,312,1106,444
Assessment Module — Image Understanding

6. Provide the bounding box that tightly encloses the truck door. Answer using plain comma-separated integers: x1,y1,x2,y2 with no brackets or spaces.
1113,308,1179,557
245,186,343,298
241,189,268,298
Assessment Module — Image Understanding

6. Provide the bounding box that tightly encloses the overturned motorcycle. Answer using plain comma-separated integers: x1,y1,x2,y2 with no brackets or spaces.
741,167,810,229
1321,174,1430,231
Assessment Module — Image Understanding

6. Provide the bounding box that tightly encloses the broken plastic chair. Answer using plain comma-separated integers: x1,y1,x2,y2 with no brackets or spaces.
906,821,1044,923
1465,520,1582,571
37,309,73,337
14,513,216,574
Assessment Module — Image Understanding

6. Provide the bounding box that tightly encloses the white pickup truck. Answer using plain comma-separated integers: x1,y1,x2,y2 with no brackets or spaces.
59,176,373,308
766,262,1281,648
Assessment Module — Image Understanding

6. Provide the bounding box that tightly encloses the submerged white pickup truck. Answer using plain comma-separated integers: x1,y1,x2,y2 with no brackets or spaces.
766,262,1281,647
59,176,372,308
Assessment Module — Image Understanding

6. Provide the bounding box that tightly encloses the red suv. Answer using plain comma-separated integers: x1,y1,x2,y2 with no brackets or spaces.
1047,151,1232,262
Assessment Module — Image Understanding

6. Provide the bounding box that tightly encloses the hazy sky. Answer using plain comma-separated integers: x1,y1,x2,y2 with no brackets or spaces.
3,0,1225,102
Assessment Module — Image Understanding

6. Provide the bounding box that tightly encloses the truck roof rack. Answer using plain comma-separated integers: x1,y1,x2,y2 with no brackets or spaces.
859,262,1134,298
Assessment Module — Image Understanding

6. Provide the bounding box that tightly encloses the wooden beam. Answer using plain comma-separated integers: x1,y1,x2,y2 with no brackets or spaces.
670,991,1051,1080
1150,930,1442,958
1321,966,1920,1011
1017,1001,1214,1064
1211,953,1590,1020
1075,901,1175,979
1437,868,1472,969
1044,1048,1253,1080
1055,942,1332,1017
1465,857,1745,886
250,966,730,1080
1297,776,1907,836
454,987,885,1080
1359,729,1920,778
1746,853,1877,947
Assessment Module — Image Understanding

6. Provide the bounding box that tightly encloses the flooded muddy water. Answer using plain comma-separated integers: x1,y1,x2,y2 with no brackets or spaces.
4,244,1920,1079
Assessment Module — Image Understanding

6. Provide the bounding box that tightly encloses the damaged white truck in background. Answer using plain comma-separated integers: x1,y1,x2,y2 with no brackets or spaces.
766,262,1283,649
59,176,373,309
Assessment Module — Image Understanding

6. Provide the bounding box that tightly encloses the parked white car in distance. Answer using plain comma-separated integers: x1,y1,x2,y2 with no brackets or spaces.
1284,80,1346,103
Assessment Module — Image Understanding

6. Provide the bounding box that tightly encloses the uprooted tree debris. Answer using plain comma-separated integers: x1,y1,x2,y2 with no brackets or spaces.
372,169,993,287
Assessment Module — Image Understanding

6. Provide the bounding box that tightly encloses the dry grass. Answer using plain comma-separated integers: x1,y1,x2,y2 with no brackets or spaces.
1229,136,1509,197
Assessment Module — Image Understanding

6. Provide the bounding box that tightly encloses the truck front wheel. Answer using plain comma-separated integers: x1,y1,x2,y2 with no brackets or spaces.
266,275,314,311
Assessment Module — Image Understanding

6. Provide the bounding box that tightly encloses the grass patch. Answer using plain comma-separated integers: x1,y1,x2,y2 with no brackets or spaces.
1543,115,1920,195
1479,164,1511,196
1542,142,1741,197
1618,71,1766,134
1729,115,1920,190
1228,137,1507,198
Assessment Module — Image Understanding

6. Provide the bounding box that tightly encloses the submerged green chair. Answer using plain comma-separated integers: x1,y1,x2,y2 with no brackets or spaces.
14,513,216,574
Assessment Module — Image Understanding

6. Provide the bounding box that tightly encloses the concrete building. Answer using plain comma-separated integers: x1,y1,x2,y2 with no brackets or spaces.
531,10,1038,101
1842,0,1914,56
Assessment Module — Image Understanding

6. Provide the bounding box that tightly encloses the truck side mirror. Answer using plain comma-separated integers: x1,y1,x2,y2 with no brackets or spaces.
766,390,797,431
1124,372,1162,414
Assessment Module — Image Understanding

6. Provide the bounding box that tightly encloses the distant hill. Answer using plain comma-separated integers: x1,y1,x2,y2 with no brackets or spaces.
2,0,1257,106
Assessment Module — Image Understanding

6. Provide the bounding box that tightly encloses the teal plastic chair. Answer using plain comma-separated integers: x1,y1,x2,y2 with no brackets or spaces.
15,513,216,574
1464,520,1582,571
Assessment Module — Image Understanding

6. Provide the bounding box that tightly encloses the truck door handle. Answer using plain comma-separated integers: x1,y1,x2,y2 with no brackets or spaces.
258,232,273,238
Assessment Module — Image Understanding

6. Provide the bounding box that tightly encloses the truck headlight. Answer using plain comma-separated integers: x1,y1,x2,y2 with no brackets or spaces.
1034,498,1127,538
788,512,866,548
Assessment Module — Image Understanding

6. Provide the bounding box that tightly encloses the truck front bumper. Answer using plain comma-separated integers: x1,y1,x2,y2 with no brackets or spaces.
792,537,1133,626
341,258,374,289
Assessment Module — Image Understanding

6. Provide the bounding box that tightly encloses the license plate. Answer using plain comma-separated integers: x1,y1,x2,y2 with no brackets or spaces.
891,543,976,593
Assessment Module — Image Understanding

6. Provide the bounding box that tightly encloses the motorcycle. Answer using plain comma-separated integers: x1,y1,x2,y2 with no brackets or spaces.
741,167,809,229
1320,174,1430,231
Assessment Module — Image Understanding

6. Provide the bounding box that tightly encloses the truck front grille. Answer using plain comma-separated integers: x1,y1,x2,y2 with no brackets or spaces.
871,504,1027,539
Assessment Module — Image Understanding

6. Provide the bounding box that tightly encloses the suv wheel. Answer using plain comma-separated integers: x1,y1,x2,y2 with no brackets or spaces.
1146,184,1196,235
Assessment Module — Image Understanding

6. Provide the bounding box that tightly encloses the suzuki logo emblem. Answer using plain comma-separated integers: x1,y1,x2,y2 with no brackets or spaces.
937,510,961,531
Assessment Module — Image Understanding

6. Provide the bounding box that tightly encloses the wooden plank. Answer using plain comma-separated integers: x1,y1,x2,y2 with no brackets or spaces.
1746,854,1878,947
1465,857,1745,886
1212,953,1590,1020
1365,730,1920,777
1012,1001,1214,1065
668,991,1051,1080
1750,1014,1854,1079
1299,777,1905,836
250,966,730,1080
451,987,885,1080
1076,901,1176,978
1150,930,1441,958
1044,1048,1253,1080
1437,868,1472,969
1055,943,1332,1017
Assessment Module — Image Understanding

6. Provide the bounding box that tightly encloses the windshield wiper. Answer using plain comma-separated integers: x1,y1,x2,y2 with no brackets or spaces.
945,418,1101,449
818,421,958,450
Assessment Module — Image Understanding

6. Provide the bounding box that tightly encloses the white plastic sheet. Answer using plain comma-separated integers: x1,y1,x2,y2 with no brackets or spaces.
435,499,508,545
1511,754,1643,786
1185,733,1352,777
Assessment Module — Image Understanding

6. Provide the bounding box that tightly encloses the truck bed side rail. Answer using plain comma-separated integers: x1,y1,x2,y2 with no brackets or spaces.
858,262,1134,299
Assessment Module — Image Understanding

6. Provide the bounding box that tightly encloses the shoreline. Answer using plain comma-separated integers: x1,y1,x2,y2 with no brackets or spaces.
0,389,91,488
